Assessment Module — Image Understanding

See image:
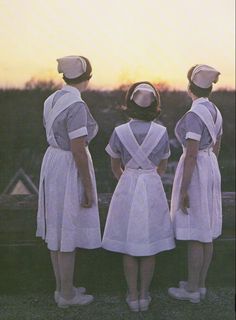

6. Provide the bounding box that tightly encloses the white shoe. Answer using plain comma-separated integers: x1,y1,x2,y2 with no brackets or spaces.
139,295,152,312
168,287,200,303
58,293,94,308
179,281,207,299
54,287,86,304
126,295,139,312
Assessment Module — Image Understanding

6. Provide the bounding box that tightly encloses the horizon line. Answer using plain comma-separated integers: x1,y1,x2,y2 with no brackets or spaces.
0,78,235,92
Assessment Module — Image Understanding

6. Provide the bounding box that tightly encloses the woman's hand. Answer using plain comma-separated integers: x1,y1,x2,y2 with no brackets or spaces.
179,190,190,214
71,137,94,209
179,139,199,214
111,157,123,180
82,187,93,208
157,159,168,176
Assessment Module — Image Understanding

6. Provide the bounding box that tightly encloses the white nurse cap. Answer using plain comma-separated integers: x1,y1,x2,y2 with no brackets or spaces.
57,55,87,79
191,64,220,88
130,83,157,108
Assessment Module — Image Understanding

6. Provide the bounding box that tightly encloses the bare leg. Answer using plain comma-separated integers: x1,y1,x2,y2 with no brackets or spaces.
187,241,204,292
139,255,155,299
50,250,61,292
58,251,76,300
199,242,213,288
123,255,139,301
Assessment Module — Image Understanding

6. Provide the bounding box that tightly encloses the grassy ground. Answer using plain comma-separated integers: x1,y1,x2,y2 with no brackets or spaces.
0,239,235,320
0,288,234,320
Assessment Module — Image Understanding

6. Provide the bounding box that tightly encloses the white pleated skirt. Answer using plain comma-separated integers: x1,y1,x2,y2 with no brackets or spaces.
170,149,222,242
102,168,175,256
36,146,101,252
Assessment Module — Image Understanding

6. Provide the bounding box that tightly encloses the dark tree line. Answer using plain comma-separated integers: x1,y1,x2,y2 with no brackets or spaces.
0,86,235,193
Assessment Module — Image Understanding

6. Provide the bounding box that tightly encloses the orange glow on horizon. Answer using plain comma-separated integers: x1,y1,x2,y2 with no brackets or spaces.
0,0,235,90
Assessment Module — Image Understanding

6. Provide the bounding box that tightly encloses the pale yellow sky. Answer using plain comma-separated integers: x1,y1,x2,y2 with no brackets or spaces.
0,0,235,89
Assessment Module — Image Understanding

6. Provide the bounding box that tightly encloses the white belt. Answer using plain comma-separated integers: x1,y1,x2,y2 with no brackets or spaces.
48,145,71,153
125,167,157,174
198,148,213,155
182,147,213,155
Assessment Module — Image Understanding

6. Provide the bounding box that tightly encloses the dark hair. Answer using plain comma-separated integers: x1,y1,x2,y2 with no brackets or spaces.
125,81,161,121
187,65,212,98
63,56,92,85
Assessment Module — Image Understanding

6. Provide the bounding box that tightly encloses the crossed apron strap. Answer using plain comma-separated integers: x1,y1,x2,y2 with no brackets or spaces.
215,107,223,139
115,122,166,168
44,92,84,140
190,103,222,145
43,90,59,122
140,122,166,155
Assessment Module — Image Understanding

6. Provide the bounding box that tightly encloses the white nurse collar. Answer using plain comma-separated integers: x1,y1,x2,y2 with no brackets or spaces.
130,84,157,108
191,64,220,88
57,55,87,79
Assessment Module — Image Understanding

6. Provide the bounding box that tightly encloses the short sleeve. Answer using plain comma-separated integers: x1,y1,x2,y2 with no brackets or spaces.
105,130,121,158
185,112,204,141
66,102,88,139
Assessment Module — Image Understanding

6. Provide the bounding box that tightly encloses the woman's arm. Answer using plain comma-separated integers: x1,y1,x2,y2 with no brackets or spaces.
70,137,93,208
111,157,123,180
180,139,199,213
157,159,168,176
212,136,222,158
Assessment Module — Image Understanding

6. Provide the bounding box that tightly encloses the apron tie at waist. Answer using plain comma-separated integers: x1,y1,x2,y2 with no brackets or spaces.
125,167,157,174
199,148,213,155
48,145,60,150
48,145,89,151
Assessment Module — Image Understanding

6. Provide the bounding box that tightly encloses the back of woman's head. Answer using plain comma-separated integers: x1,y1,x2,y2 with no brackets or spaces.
57,55,92,85
125,81,161,121
187,64,220,98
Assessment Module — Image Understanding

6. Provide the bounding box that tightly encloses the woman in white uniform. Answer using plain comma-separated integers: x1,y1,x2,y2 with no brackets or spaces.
102,82,175,312
36,55,101,308
168,65,223,303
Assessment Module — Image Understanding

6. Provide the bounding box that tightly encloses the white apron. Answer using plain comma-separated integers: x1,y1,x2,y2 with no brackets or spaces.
36,91,101,252
102,122,175,256
171,104,223,242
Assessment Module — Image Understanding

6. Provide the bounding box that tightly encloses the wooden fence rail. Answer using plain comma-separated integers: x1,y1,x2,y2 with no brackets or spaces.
0,192,234,244
0,192,235,211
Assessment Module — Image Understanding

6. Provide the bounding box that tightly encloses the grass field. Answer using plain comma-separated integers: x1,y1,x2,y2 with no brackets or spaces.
0,239,235,320
0,287,234,320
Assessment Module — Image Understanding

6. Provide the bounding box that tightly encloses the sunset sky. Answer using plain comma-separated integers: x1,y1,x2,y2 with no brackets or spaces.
0,0,235,90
